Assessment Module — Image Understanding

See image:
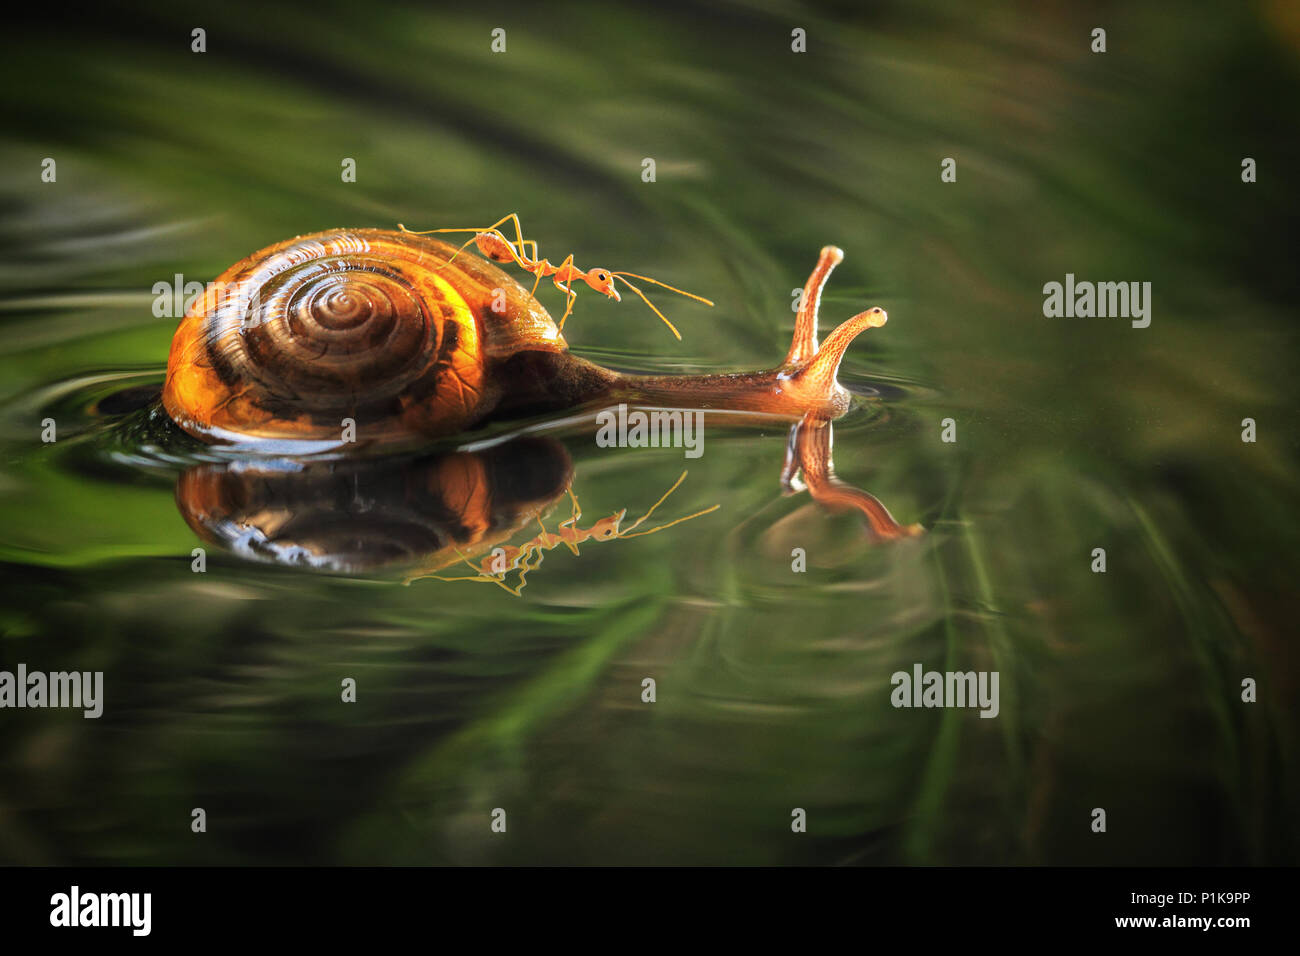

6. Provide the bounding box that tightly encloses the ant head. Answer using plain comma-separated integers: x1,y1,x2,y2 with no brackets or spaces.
591,509,627,539
585,268,621,301
475,232,516,263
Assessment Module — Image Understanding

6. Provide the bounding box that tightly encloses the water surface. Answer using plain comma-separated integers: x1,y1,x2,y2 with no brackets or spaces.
0,1,1296,865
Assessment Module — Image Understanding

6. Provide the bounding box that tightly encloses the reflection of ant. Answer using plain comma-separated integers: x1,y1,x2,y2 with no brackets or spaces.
397,213,713,339
409,471,719,595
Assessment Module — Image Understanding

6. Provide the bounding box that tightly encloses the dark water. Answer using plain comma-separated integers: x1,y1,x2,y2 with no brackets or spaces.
0,2,1296,864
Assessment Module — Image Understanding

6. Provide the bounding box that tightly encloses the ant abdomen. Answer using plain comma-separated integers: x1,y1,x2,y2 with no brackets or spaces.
475,233,517,262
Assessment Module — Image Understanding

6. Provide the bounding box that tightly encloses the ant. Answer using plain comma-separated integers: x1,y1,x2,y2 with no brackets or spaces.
398,213,713,339
410,470,719,595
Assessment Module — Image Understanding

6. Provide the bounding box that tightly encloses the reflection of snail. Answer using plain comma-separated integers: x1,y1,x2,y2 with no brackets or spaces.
175,425,917,583
175,437,720,586
162,229,888,448
176,437,573,573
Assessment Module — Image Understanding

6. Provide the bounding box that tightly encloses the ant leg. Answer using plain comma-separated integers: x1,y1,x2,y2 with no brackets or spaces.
557,489,582,554
500,213,532,259
405,214,531,271
513,546,546,594
403,214,530,251
415,213,519,240
526,512,564,560
552,254,577,290
468,213,530,259
484,216,546,279
409,547,516,592
521,240,545,298
551,254,579,328
473,542,528,594
560,288,577,329
425,572,502,586
412,228,506,271
443,233,488,269
559,487,582,528
453,547,515,586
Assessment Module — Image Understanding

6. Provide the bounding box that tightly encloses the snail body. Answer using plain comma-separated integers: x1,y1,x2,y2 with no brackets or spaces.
163,229,886,450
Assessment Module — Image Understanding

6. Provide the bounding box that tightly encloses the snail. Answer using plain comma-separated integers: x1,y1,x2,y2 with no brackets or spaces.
164,227,920,578
162,228,889,450
176,436,725,586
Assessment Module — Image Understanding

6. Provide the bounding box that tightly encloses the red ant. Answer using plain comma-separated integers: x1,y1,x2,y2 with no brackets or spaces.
398,213,713,339
408,470,719,595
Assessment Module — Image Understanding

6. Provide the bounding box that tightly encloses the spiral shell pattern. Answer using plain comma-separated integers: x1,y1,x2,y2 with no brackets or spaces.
163,229,564,446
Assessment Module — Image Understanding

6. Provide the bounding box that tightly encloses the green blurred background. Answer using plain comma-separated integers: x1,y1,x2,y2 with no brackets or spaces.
0,0,1296,864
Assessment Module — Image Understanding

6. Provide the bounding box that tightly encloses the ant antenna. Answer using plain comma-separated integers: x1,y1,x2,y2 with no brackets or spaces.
611,276,679,339
619,470,721,538
613,272,714,307
611,273,714,341
619,504,721,539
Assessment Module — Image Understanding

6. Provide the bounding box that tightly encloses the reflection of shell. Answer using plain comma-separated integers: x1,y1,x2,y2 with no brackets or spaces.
175,437,572,573
162,229,565,446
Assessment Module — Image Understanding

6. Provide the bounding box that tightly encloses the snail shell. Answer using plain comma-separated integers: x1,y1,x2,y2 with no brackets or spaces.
162,229,566,447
